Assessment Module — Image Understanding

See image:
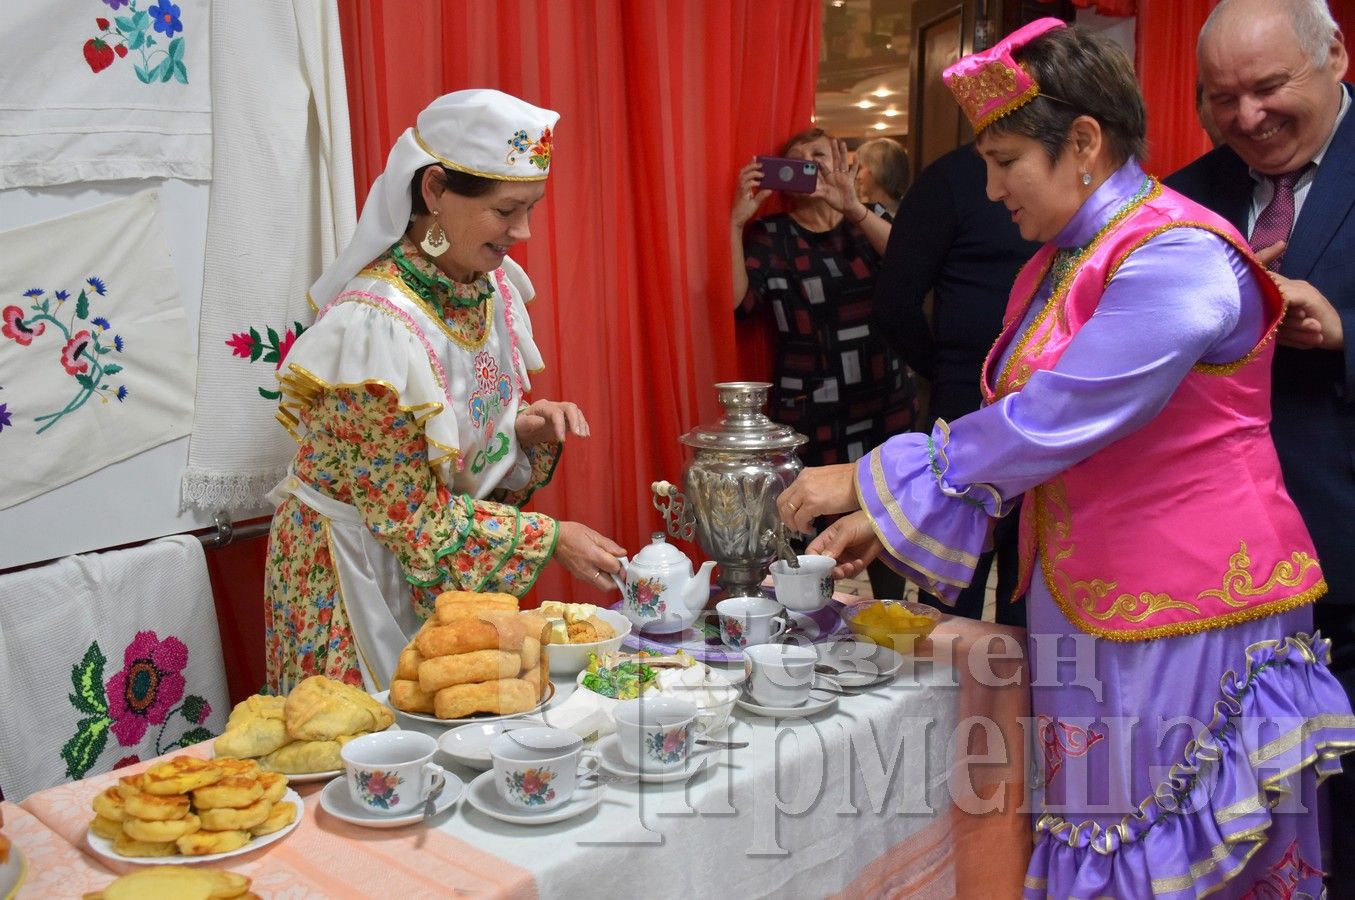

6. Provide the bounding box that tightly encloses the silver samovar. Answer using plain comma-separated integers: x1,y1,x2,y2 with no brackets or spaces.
651,382,806,599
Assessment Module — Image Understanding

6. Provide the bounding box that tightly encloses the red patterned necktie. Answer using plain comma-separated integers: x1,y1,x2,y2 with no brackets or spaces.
1249,169,1304,271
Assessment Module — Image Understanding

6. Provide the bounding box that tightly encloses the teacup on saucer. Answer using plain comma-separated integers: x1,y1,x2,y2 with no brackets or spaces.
465,768,601,826
319,770,462,828
595,733,713,784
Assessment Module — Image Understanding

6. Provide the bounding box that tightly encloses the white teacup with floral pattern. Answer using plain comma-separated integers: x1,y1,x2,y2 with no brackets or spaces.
716,596,787,649
488,726,592,811
612,696,697,772
341,731,445,816
769,554,837,612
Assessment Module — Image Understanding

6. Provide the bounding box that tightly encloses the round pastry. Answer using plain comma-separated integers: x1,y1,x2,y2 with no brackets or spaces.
91,786,126,821
199,797,272,832
122,812,201,843
213,758,262,780
89,814,124,841
114,774,144,800
123,790,190,821
192,776,265,810
176,828,252,857
248,800,297,837
417,649,522,693
95,865,253,900
142,756,225,795
258,771,288,804
113,830,179,858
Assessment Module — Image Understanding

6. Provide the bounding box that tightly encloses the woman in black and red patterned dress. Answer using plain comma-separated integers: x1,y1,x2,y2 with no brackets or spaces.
730,128,916,469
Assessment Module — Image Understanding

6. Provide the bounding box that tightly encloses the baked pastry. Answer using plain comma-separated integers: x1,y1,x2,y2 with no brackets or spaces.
258,771,288,804
89,814,123,841
418,649,522,693
433,590,518,623
258,735,363,774
123,790,190,821
433,677,537,719
199,798,272,832
415,613,528,658
395,646,423,681
176,828,252,857
389,678,437,714
114,774,144,799
121,813,201,843
249,799,297,837
192,776,265,810
112,831,179,858
83,865,252,900
142,757,225,796
91,786,127,821
285,675,394,741
566,619,600,643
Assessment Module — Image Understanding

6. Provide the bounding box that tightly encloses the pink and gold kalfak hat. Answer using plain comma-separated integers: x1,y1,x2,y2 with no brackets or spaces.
942,18,1066,133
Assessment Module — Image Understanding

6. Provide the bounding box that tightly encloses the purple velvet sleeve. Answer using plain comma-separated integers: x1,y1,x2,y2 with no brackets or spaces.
856,227,1260,601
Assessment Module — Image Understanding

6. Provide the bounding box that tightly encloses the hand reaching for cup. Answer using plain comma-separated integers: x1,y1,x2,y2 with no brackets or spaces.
806,511,882,580
555,521,626,592
777,463,859,534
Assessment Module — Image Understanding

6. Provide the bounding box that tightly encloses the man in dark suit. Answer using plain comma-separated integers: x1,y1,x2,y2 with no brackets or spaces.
1166,0,1353,891
869,143,1039,626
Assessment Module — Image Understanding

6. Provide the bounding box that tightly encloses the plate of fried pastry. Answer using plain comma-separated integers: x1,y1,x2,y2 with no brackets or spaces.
383,591,556,723
213,675,396,781
87,755,302,864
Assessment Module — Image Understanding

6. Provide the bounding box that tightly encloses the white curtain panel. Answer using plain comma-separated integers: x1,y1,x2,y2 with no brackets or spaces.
0,189,195,510
0,0,211,188
0,535,228,802
180,0,355,513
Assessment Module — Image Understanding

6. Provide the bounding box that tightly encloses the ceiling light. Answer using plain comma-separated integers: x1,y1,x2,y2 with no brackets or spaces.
830,0,845,6
856,100,875,109
872,122,888,130
882,107,900,117
872,87,893,98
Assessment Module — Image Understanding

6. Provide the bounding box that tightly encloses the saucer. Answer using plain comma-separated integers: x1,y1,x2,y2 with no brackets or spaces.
596,733,713,783
319,772,463,828
814,638,904,688
438,717,547,770
735,676,839,718
465,769,601,826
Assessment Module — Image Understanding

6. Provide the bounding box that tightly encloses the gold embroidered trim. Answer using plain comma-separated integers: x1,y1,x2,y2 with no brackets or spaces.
930,419,1011,515
357,264,494,352
1036,480,1327,641
1034,633,1355,860
412,128,549,182
991,180,1163,399
1198,541,1321,607
1100,220,1286,377
865,447,981,568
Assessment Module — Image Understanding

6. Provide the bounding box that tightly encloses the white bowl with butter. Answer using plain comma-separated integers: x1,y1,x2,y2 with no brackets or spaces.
541,604,632,675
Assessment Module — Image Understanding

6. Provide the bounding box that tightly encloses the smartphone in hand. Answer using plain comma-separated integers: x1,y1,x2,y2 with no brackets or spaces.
755,156,820,193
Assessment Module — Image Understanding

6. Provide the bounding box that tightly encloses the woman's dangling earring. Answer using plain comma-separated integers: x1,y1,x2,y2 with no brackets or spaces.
1081,171,1092,187
421,212,449,256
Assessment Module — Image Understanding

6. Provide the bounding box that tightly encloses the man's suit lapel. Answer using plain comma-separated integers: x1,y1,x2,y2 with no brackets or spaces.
1204,148,1252,234
1284,84,1355,281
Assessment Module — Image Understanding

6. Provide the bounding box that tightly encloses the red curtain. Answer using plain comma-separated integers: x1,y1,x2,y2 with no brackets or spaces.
336,1,818,602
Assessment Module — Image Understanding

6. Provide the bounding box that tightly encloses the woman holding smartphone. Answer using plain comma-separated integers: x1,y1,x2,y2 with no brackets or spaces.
729,128,914,473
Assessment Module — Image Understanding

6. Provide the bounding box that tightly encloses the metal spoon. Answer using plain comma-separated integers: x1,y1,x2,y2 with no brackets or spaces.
422,770,446,821
695,738,748,749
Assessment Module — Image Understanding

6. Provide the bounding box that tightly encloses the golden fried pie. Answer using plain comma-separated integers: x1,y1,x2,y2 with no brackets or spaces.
112,831,179,858
88,814,123,841
248,800,297,837
84,865,252,900
91,786,126,821
142,757,225,796
284,675,394,741
123,790,190,821
121,813,201,843
176,828,252,857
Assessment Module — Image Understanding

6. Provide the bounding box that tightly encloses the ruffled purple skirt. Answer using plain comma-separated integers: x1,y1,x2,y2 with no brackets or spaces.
1023,581,1355,899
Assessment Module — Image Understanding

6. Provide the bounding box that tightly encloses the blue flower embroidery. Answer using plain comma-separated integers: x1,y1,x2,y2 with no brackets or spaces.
148,2,183,37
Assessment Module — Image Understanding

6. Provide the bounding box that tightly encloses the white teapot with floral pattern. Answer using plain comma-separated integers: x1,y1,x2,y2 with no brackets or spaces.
610,533,716,634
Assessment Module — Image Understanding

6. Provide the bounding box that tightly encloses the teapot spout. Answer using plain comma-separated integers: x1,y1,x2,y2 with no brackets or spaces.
682,560,718,610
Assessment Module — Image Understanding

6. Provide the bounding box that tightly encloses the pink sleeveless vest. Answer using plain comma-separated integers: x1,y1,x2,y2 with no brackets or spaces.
982,180,1326,640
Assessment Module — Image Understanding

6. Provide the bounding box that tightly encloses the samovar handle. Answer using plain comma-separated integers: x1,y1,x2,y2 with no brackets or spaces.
651,480,696,542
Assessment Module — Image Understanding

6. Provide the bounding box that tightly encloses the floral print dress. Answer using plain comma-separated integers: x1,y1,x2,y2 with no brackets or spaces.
264,239,559,694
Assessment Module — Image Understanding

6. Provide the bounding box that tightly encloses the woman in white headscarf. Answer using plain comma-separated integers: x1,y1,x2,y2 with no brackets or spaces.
264,90,626,694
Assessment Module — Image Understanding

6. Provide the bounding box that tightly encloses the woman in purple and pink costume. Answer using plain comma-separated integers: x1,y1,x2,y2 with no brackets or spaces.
779,20,1355,898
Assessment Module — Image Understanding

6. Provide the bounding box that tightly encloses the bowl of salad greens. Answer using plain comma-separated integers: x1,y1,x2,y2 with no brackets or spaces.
576,651,740,735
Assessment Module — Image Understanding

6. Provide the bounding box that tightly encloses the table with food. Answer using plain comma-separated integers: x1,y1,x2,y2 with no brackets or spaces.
0,387,1030,898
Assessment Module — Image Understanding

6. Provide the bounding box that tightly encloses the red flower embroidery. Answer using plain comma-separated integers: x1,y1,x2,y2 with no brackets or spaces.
1038,715,1106,784
225,331,255,358
61,331,94,375
2,306,43,345
106,631,188,746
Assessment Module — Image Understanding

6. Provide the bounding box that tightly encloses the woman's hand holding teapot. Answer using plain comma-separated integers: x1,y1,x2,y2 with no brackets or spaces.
555,521,627,592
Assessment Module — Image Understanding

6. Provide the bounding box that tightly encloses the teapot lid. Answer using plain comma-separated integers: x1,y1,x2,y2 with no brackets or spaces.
680,382,806,453
632,532,690,567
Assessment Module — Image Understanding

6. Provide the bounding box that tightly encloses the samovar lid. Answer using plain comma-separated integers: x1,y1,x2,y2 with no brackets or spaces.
679,381,807,452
